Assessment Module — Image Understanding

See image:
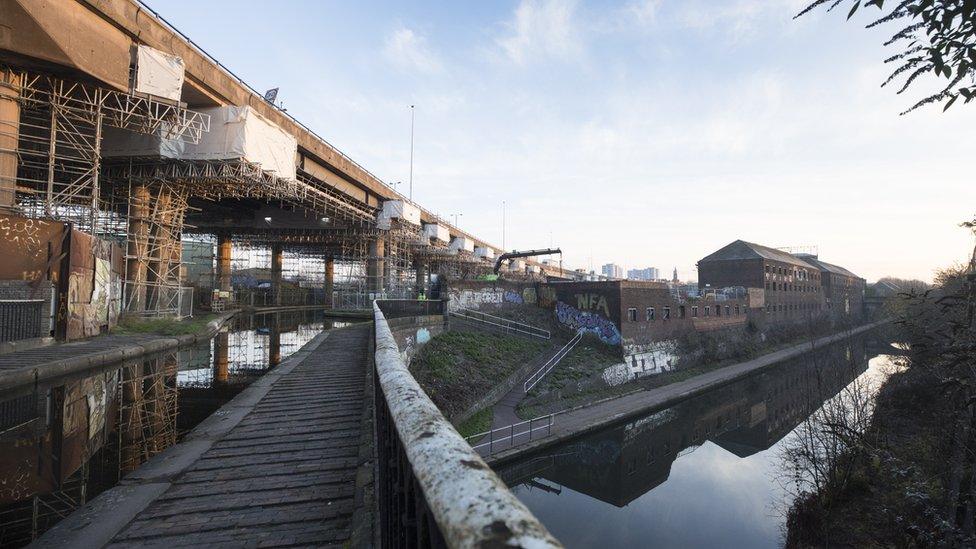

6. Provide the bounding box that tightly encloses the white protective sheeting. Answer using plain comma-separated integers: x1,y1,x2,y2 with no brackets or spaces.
511,260,526,271
379,200,422,227
449,236,475,252
475,246,495,259
183,106,298,180
134,45,185,102
423,223,450,243
101,125,184,158
529,265,541,273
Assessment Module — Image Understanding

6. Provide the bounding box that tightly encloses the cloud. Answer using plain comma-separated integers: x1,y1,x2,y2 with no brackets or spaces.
496,0,582,65
384,26,443,73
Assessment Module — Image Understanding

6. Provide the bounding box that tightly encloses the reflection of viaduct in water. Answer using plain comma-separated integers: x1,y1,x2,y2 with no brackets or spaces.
0,310,329,546
499,334,878,507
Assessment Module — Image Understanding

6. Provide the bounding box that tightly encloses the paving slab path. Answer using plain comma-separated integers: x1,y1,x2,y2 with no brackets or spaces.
36,323,372,548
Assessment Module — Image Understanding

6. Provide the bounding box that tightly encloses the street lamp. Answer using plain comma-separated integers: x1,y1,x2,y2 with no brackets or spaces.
409,105,415,202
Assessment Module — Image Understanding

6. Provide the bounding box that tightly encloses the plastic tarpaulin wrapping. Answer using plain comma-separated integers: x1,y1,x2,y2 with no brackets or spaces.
134,45,185,102
101,125,184,158
422,223,450,243
183,106,298,180
449,236,474,252
475,246,495,259
378,200,421,226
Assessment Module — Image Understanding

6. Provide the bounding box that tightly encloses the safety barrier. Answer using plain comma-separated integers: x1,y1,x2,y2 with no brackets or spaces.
372,302,561,548
450,308,550,339
465,414,555,457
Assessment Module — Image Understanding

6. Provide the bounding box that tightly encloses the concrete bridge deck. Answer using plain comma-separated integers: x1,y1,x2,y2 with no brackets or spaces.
37,323,372,548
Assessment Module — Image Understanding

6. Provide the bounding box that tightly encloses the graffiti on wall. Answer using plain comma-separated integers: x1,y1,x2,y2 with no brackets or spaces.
522,287,537,304
448,287,504,311
503,290,523,304
555,301,621,345
575,293,611,317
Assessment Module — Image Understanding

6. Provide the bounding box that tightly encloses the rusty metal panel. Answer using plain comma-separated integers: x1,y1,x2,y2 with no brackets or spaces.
0,214,65,284
64,230,123,340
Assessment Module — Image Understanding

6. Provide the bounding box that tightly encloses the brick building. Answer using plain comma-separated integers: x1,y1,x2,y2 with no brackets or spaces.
697,240,824,323
698,240,866,325
796,254,865,320
546,280,753,374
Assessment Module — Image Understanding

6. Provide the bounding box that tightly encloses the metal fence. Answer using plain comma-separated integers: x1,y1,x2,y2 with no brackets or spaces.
465,414,555,457
372,303,561,548
450,308,551,339
0,299,45,342
375,299,445,319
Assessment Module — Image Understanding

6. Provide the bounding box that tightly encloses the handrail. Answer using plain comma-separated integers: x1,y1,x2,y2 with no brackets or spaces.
450,308,551,339
465,414,555,456
523,329,584,393
372,303,561,548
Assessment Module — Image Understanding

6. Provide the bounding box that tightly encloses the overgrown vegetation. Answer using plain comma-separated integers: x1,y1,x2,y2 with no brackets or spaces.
409,330,548,419
798,0,976,113
784,219,976,547
456,407,493,439
113,313,220,336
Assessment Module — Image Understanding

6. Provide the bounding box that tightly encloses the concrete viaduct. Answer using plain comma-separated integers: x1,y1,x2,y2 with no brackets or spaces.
0,0,569,317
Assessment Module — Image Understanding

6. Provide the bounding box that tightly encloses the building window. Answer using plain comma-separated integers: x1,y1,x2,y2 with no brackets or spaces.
664,307,671,320
735,305,740,315
716,305,721,316
647,307,655,321
692,306,699,317
705,306,711,317
725,305,731,316
628,308,638,321
679,305,686,318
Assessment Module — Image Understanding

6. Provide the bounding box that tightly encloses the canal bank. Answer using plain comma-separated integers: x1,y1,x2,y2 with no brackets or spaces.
486,320,888,465
0,312,236,394
499,329,897,548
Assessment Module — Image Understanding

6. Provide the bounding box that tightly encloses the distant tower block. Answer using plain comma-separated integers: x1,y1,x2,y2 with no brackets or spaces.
672,267,678,283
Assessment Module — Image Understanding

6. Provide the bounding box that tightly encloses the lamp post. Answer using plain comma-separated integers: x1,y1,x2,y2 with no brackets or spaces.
409,105,415,202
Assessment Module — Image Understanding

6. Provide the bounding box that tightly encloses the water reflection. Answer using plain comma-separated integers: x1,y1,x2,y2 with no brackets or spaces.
0,309,351,546
501,331,900,548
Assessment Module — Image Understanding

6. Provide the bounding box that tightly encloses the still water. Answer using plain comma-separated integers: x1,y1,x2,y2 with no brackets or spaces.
0,309,351,546
502,330,899,548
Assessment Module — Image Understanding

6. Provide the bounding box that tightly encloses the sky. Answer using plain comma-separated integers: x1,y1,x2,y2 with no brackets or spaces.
147,0,976,283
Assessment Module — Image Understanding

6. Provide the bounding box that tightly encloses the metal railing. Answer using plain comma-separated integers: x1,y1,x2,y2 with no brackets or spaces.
372,303,561,548
450,308,551,339
0,299,45,342
375,299,445,319
523,329,584,393
465,414,555,457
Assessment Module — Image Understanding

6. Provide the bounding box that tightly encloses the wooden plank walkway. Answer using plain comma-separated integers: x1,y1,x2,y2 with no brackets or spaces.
37,323,372,548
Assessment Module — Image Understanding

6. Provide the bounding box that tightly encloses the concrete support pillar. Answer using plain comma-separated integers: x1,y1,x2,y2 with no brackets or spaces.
271,243,283,306
324,256,334,309
414,260,427,298
367,238,385,296
217,235,232,293
269,321,281,367
0,70,20,208
126,184,151,312
214,331,229,384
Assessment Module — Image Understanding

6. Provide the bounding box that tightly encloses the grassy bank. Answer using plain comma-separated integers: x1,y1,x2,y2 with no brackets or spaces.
113,313,221,336
456,407,493,439
409,330,548,420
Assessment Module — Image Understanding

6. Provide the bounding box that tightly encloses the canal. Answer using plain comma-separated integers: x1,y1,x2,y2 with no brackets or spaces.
0,309,354,547
498,329,899,548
